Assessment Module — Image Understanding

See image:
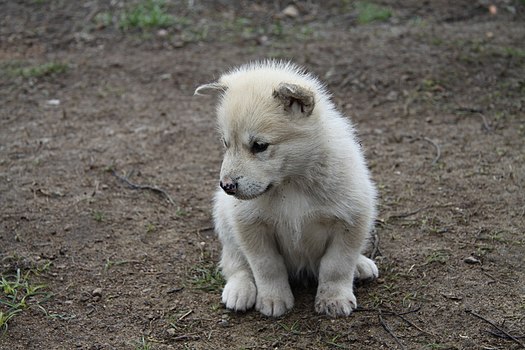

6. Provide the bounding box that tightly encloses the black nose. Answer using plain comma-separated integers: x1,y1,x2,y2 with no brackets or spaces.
220,179,237,195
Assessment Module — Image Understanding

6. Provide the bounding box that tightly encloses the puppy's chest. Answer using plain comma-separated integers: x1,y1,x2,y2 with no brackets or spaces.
268,190,321,225
265,190,335,253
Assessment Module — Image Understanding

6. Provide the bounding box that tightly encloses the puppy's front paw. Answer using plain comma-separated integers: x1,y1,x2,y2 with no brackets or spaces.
355,255,379,280
222,275,256,312
256,284,294,317
315,283,357,317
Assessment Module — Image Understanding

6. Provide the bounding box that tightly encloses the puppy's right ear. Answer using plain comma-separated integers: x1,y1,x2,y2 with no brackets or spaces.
273,82,315,118
194,82,228,96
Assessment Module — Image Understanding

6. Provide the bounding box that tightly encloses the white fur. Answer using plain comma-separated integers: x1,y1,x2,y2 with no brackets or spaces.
197,61,378,317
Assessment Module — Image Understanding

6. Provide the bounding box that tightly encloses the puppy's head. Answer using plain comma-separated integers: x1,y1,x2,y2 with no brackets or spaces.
196,62,322,200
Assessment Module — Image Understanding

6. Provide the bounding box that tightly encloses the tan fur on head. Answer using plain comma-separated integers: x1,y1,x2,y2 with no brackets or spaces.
196,60,378,318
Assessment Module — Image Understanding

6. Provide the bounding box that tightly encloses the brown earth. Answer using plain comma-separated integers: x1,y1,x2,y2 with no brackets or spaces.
1,1,524,349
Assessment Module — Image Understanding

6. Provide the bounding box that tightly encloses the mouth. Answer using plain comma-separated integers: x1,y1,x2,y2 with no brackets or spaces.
234,183,273,200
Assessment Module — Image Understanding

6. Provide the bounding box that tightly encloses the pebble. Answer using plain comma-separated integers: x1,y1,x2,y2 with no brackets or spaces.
463,256,481,264
386,91,398,101
282,5,299,18
92,288,103,297
257,35,269,45
47,99,61,106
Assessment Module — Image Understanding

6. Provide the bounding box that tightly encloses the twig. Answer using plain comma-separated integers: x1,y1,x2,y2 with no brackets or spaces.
166,287,184,294
178,309,193,321
354,306,421,315
421,137,441,165
378,310,406,349
455,107,492,132
172,333,200,341
387,207,427,220
487,329,525,340
455,107,483,114
369,229,381,259
395,312,435,337
407,136,441,165
477,112,492,132
356,306,432,340
197,226,214,233
84,5,100,25
466,310,525,348
111,170,176,206
396,306,421,316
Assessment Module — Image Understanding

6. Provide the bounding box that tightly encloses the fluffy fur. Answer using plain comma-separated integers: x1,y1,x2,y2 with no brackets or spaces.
195,61,378,317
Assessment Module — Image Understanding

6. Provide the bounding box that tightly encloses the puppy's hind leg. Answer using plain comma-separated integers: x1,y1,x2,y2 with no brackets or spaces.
354,254,379,281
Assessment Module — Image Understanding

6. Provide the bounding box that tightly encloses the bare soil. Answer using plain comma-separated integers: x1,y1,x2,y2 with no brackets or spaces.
1,1,524,349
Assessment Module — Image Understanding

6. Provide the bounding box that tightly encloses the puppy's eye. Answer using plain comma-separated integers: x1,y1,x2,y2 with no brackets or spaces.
222,139,229,148
251,141,269,153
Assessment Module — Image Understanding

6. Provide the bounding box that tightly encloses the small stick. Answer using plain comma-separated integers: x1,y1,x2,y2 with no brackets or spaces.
387,207,427,220
355,306,432,337
421,137,441,165
455,107,483,114
466,310,525,348
395,313,434,337
178,309,193,321
172,333,200,341
396,306,421,316
369,229,381,259
111,170,176,206
354,306,421,315
455,107,491,132
487,329,525,340
477,112,492,132
378,310,406,350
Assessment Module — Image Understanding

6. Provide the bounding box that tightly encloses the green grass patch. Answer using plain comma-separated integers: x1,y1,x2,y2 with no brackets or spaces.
503,46,525,58
4,61,68,79
104,258,136,272
92,210,105,222
175,207,187,217
424,250,449,265
145,223,156,234
0,309,22,333
357,2,392,24
94,12,113,28
119,0,174,30
0,268,53,334
134,336,154,350
277,319,302,335
190,265,224,292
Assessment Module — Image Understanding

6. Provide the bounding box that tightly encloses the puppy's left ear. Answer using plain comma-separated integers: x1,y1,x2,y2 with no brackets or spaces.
273,82,315,117
194,82,228,96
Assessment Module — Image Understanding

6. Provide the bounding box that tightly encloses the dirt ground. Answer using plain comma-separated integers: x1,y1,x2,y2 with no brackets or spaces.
1,1,524,349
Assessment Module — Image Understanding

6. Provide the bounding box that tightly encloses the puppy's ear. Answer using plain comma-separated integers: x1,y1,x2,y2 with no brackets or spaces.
194,82,228,96
273,83,315,117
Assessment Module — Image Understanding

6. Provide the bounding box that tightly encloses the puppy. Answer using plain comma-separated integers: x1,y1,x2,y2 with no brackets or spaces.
195,61,378,317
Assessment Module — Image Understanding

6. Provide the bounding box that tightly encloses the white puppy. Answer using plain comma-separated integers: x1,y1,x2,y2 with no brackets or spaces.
195,61,378,317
